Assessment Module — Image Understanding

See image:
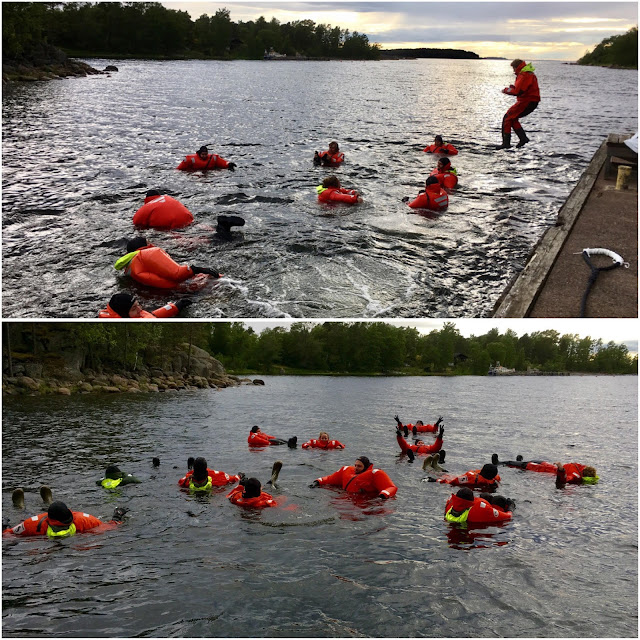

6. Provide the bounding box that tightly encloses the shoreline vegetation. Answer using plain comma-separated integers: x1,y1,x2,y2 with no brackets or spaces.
3,323,636,397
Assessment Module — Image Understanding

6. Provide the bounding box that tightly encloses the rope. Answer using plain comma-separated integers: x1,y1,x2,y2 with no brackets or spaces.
578,248,628,317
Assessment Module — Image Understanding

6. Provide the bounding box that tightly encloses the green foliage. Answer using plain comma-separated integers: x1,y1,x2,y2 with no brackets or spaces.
577,27,638,69
2,2,381,61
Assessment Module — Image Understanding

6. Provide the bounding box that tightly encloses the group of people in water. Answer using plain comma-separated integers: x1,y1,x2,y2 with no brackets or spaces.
4,406,597,538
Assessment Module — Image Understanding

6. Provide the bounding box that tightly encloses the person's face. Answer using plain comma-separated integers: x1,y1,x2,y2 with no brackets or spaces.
416,440,424,446
329,142,338,154
319,433,329,442
129,300,143,317
197,150,208,160
437,160,446,171
354,460,365,473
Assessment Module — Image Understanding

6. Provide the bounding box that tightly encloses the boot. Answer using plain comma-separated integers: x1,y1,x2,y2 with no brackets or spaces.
497,133,511,149
514,129,530,148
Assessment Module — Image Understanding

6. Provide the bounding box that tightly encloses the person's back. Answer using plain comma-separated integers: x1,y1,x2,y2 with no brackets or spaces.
444,488,512,525
227,478,276,508
132,191,194,229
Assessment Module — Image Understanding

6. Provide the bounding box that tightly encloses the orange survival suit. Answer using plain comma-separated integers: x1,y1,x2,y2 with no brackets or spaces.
317,186,360,204
132,194,194,230
3,512,118,537
408,183,449,210
227,485,277,508
315,465,397,499
123,245,195,289
396,433,443,455
444,493,512,525
98,302,181,319
302,438,345,450
423,142,458,155
177,152,231,171
178,468,240,488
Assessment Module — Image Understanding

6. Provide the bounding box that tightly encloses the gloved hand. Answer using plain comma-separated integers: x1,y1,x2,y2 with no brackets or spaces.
309,480,320,488
313,152,321,165
395,428,403,438
379,493,388,500
435,417,443,427
112,507,129,522
227,162,237,171
191,266,220,278
175,299,193,312
438,425,444,439
401,196,410,203
394,415,401,425
426,477,437,483
442,149,450,154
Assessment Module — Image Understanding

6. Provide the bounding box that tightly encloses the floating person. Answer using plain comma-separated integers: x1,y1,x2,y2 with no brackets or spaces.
430,157,458,189
96,465,142,490
309,456,397,499
301,432,345,450
491,453,557,473
429,463,500,490
497,59,540,149
132,190,194,230
555,462,598,486
227,477,277,508
3,501,127,538
444,487,513,525
402,176,449,211
316,176,362,204
423,135,458,155
99,293,192,318
215,215,246,241
396,425,444,456
247,426,297,448
313,141,344,166
115,237,220,289
178,456,241,493
177,145,237,171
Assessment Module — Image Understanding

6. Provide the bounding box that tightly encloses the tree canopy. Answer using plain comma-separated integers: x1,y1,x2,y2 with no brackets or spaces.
577,27,638,69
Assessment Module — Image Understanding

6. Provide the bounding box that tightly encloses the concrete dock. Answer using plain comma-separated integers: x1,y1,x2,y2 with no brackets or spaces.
493,134,637,318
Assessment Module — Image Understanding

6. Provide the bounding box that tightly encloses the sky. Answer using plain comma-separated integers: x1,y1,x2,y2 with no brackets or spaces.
162,1,638,60
242,318,639,354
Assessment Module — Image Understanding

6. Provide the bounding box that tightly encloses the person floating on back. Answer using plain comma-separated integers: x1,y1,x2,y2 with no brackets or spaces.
3,501,127,538
403,176,449,211
555,462,598,487
115,237,220,289
394,415,443,436
317,176,362,204
177,145,237,171
247,426,297,448
132,190,194,230
396,424,445,456
301,431,345,450
309,456,397,499
423,135,458,155
430,463,500,490
97,465,141,490
99,293,192,318
497,59,540,149
178,456,241,493
313,141,344,166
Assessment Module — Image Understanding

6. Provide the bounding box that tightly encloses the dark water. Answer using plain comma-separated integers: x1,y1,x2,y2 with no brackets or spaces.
2,59,637,318
2,375,637,637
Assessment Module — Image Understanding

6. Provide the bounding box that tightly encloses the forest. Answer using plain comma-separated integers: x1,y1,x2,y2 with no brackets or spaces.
577,26,638,69
3,322,636,377
2,2,381,61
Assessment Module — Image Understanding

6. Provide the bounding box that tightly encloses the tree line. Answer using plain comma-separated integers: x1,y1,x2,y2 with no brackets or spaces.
3,322,636,377
2,2,381,62
577,26,638,69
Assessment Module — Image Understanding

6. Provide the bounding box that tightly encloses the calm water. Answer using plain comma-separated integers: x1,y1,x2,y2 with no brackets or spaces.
2,375,637,637
2,59,637,318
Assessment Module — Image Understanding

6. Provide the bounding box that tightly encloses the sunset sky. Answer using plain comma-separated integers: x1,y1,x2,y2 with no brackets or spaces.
162,1,638,60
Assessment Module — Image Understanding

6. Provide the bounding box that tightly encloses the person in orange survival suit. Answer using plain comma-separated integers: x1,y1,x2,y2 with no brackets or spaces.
178,456,241,493
132,190,194,230
497,59,540,149
429,463,500,490
116,237,220,289
99,293,192,318
301,431,345,450
396,424,445,456
248,426,298,448
492,453,558,473
316,176,362,204
423,135,458,155
309,456,397,499
444,487,513,525
177,145,237,171
394,415,443,436
3,500,127,539
430,157,458,189
403,176,449,210
313,141,345,166
554,462,598,487
227,477,277,508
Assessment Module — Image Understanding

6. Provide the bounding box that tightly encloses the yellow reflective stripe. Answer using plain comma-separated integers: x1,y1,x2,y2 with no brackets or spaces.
445,507,470,523
316,185,326,194
101,477,123,489
189,477,213,493
582,475,599,485
47,523,77,539
114,250,140,271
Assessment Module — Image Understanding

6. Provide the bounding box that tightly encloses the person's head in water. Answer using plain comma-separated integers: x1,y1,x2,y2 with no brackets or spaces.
437,157,451,171
251,426,261,433
48,501,73,525
582,466,597,479
322,175,341,189
328,141,339,154
480,463,499,480
243,477,262,499
145,189,161,199
354,456,371,474
197,145,209,160
449,487,475,516
192,457,208,483
126,237,148,253
108,293,143,318
425,175,440,189
434,135,444,145
105,465,123,480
